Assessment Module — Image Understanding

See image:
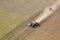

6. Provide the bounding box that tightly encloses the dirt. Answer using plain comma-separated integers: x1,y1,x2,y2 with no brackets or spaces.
0,0,60,40
23,9,60,40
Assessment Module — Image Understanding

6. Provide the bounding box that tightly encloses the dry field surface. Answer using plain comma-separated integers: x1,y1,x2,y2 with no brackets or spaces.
0,0,60,40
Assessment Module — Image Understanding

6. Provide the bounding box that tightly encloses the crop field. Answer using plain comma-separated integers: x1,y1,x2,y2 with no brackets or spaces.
0,0,60,40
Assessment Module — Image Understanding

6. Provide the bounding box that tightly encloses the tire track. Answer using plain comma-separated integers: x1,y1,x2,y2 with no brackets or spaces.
16,28,35,40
